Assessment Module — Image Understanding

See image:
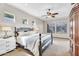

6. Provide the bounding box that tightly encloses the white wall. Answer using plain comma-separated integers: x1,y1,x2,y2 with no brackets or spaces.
0,4,44,33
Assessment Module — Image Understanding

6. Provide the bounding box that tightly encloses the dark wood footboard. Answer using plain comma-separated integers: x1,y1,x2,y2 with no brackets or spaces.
39,33,53,56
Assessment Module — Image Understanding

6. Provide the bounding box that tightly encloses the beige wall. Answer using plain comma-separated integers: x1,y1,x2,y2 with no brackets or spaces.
43,21,47,33
0,3,69,38
0,4,44,33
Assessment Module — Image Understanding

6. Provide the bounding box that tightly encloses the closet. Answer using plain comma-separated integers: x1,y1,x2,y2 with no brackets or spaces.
70,4,79,56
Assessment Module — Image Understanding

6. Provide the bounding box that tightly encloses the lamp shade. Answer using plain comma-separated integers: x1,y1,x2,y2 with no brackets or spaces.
1,27,11,31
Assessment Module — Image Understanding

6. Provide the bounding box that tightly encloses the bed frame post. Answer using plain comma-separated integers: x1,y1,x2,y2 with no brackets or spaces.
39,33,42,56
14,27,16,37
51,32,53,44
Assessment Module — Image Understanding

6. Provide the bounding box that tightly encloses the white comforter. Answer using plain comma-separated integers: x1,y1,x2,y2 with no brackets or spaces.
17,33,51,55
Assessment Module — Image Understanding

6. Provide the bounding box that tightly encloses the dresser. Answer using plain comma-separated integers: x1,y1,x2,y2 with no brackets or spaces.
0,26,16,55
70,4,79,56
0,37,16,55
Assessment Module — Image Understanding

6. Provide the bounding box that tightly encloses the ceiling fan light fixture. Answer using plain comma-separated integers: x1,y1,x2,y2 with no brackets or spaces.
48,9,51,11
47,12,51,16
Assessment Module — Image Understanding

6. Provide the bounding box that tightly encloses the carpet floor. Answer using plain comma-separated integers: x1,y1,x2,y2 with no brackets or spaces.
3,38,71,56
42,38,71,56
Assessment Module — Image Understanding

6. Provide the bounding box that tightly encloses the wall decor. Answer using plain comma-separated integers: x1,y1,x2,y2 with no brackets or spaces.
23,19,27,24
32,20,36,26
32,21,34,25
3,12,15,23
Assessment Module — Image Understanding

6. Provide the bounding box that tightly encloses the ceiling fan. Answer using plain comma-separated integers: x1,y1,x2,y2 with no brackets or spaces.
42,9,58,18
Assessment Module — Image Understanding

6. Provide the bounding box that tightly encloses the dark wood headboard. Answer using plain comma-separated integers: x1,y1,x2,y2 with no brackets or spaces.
15,27,33,32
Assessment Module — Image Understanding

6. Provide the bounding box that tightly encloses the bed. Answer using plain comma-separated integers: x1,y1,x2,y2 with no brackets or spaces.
16,32,53,56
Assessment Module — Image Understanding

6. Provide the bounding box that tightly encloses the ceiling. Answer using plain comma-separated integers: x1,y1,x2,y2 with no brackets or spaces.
8,3,73,21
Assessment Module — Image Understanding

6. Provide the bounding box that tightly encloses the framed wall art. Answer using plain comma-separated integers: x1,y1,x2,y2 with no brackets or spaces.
3,12,15,24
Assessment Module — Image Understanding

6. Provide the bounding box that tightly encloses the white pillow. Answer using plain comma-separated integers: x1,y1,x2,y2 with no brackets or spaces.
18,32,30,36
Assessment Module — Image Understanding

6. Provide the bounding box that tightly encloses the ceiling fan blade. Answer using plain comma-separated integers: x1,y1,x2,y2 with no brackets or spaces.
71,3,75,5
52,13,58,15
51,16,55,18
